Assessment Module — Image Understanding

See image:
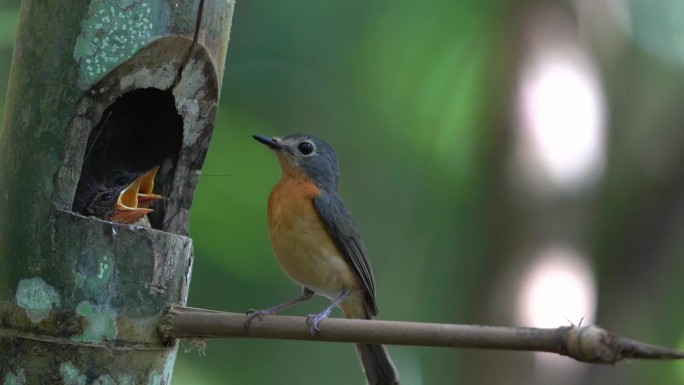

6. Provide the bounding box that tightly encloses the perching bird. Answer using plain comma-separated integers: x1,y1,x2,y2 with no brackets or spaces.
73,167,162,224
247,133,400,385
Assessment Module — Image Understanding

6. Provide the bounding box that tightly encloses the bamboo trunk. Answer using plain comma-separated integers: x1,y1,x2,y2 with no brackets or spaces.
0,1,234,382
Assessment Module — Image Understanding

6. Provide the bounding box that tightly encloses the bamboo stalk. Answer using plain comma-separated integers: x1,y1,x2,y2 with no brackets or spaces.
161,306,684,363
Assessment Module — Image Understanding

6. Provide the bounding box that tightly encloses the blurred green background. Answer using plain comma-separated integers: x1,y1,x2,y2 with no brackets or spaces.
3,0,684,384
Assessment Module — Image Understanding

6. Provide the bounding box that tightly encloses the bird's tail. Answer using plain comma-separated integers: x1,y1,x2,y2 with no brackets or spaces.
354,343,400,385
341,299,400,385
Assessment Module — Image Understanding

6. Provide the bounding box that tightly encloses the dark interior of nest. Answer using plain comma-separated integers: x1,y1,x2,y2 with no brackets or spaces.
72,88,183,230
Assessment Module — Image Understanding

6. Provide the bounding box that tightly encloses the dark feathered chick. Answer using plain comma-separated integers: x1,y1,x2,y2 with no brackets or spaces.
103,166,163,208
73,166,162,224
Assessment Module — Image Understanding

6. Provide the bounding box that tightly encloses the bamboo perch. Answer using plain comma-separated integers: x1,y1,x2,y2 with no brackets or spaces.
159,306,684,363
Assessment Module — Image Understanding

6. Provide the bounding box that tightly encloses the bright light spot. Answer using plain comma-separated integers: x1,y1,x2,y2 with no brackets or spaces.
516,247,598,385
516,50,606,193
516,247,596,328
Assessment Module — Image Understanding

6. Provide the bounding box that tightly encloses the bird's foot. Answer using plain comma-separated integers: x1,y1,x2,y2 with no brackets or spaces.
244,308,276,328
306,308,332,337
244,289,317,329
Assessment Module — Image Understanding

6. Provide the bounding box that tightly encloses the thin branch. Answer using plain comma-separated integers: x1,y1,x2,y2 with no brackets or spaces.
159,306,684,364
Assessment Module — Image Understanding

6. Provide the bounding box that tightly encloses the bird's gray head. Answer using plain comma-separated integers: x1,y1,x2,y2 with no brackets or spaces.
253,133,340,191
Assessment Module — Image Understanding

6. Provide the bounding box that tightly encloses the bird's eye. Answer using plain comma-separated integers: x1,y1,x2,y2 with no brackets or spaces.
298,141,314,155
101,193,113,202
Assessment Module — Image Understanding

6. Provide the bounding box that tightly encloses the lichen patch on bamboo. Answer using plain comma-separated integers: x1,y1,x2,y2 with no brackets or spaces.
72,301,118,343
75,252,114,298
59,362,86,385
72,0,170,89
14,277,61,323
2,368,27,385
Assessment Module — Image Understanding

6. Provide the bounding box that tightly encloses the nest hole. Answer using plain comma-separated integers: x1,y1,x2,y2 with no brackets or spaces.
72,88,183,231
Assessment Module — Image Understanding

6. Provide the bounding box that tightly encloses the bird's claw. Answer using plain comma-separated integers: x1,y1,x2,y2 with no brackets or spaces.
306,311,330,337
244,309,271,329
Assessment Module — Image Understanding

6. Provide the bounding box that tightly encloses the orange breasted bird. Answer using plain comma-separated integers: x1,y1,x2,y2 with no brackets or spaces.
248,133,400,385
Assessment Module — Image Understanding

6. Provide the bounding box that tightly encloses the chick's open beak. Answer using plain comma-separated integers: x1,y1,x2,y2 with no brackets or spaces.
108,174,153,224
136,166,164,208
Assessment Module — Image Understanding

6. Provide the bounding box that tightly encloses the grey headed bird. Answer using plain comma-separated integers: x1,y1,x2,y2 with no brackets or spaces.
247,133,400,385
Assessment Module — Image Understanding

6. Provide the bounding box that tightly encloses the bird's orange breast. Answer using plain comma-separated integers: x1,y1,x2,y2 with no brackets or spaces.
267,176,361,299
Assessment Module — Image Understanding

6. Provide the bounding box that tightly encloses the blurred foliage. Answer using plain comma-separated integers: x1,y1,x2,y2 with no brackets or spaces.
1,0,684,384
185,2,507,383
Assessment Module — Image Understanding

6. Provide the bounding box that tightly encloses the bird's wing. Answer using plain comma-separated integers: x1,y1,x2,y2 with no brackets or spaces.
314,193,378,315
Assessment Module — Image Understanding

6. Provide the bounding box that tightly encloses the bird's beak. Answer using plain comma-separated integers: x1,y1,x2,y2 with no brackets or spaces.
108,174,153,224
253,134,284,150
136,166,164,208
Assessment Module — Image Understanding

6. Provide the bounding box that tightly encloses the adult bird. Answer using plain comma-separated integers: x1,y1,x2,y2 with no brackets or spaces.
248,133,400,385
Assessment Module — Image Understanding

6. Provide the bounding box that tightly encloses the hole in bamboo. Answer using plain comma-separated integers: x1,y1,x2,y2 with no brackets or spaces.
72,88,182,231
